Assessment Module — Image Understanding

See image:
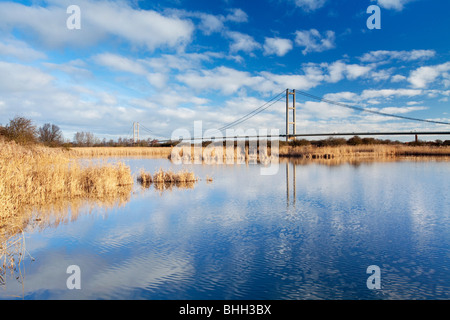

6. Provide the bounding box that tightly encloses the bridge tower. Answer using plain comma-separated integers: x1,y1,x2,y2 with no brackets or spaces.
133,122,139,143
286,89,296,141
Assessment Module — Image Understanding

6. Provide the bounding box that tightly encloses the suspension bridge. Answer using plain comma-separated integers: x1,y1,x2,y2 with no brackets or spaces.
129,89,450,144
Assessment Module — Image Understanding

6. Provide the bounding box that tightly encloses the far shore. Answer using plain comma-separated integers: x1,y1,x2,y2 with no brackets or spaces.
67,144,450,160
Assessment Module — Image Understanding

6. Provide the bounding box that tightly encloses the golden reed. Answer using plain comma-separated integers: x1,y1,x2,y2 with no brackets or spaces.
0,139,133,222
137,168,198,190
279,144,450,160
69,147,173,158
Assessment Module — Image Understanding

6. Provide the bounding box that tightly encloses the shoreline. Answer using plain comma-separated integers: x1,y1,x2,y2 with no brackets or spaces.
67,144,450,160
278,144,450,160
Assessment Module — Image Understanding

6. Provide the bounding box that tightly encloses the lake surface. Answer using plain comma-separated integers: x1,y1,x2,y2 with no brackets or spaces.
1,158,449,300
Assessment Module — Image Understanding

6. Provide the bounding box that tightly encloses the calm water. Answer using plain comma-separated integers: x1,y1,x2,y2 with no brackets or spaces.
1,158,449,300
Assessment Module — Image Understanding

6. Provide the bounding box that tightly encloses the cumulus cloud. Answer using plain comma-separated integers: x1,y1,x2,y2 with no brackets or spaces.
93,53,147,75
260,72,324,92
176,66,263,95
0,0,194,51
379,106,428,114
226,31,261,54
300,101,354,120
360,50,436,63
294,0,327,11
361,88,424,99
323,61,373,83
0,61,54,92
169,7,248,36
294,29,335,55
198,13,224,35
176,63,327,95
0,37,47,61
225,8,248,23
263,37,293,57
408,62,450,88
372,0,413,11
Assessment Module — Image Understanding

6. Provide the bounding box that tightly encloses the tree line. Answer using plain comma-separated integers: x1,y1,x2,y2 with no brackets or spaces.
1,115,449,148
0,116,169,147
0,116,65,146
283,136,450,147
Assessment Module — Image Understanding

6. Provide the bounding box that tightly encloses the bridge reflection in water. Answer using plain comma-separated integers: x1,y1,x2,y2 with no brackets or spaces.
286,161,296,208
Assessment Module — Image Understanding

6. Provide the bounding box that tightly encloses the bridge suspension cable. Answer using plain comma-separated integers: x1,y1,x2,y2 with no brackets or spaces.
294,89,450,126
138,123,170,140
216,89,286,132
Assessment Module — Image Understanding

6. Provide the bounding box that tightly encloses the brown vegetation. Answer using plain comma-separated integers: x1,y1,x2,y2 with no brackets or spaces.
0,139,133,223
69,147,173,158
137,168,198,190
0,138,135,286
279,144,450,160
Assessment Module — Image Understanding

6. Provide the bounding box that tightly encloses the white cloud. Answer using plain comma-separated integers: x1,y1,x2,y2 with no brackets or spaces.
0,37,47,61
93,53,147,75
43,60,93,80
263,37,293,57
144,52,216,73
360,50,436,63
300,101,354,119
323,91,360,102
176,63,326,95
408,62,450,88
260,67,325,92
169,7,248,36
372,0,413,11
294,29,335,55
0,0,194,51
146,73,169,90
198,13,224,35
176,66,263,95
391,74,407,83
226,31,261,54
294,0,327,11
326,61,372,83
379,106,428,114
0,61,53,92
361,88,424,99
225,8,248,23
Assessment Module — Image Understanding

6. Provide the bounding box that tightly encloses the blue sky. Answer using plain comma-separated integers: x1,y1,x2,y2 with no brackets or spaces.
0,0,449,141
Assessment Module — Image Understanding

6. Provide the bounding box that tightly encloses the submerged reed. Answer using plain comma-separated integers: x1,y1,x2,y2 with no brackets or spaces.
137,168,198,190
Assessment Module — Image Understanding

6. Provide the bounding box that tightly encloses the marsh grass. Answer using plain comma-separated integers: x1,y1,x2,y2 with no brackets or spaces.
1,139,135,286
137,168,198,190
279,144,450,160
169,144,278,165
69,147,173,158
0,139,133,222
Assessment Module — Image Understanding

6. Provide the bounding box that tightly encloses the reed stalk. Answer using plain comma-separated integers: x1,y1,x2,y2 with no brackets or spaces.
0,139,134,222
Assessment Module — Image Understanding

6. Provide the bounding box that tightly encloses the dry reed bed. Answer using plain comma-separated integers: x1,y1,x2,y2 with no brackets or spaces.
1,140,135,284
0,140,133,223
69,147,173,158
170,145,278,165
279,144,450,159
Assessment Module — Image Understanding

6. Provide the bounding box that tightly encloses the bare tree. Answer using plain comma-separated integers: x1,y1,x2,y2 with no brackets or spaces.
73,131,99,146
39,123,63,146
5,116,38,145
